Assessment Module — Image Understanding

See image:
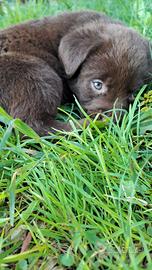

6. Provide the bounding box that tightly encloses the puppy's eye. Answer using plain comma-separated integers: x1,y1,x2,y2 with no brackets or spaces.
91,79,103,91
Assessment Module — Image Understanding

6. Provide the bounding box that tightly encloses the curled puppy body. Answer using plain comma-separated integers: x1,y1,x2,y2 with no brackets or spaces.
0,11,151,135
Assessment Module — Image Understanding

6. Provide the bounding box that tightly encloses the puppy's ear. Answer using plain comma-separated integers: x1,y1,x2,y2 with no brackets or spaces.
59,26,103,77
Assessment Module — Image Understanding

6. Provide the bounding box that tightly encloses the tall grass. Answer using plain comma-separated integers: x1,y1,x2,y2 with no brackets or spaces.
0,1,152,269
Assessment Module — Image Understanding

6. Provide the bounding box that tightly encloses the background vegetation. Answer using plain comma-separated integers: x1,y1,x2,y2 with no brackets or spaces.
0,0,152,269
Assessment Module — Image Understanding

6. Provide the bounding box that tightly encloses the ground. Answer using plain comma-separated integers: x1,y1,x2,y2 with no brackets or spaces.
0,1,152,269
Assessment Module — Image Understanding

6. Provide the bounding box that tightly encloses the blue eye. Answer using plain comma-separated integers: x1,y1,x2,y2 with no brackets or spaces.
91,79,103,91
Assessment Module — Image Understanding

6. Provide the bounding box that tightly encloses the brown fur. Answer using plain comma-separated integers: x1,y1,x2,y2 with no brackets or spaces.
0,11,151,135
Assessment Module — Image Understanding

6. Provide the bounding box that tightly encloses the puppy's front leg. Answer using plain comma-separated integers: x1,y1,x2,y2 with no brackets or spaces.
0,53,67,136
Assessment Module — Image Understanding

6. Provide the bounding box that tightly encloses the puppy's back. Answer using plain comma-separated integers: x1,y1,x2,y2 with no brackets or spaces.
0,10,122,57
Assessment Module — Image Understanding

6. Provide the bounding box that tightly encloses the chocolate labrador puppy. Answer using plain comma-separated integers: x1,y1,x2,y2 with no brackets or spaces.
0,11,151,135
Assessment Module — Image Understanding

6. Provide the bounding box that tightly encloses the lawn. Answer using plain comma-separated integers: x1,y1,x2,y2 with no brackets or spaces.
0,0,152,269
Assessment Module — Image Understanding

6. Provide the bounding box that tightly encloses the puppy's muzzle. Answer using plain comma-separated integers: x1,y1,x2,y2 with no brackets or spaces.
81,96,131,120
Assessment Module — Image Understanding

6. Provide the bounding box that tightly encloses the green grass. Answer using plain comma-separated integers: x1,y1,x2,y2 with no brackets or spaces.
0,1,152,269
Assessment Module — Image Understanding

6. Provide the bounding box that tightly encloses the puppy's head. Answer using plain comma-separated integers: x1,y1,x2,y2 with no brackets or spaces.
59,21,152,115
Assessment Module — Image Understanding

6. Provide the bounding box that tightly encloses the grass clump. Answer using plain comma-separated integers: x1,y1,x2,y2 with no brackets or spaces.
0,1,152,269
